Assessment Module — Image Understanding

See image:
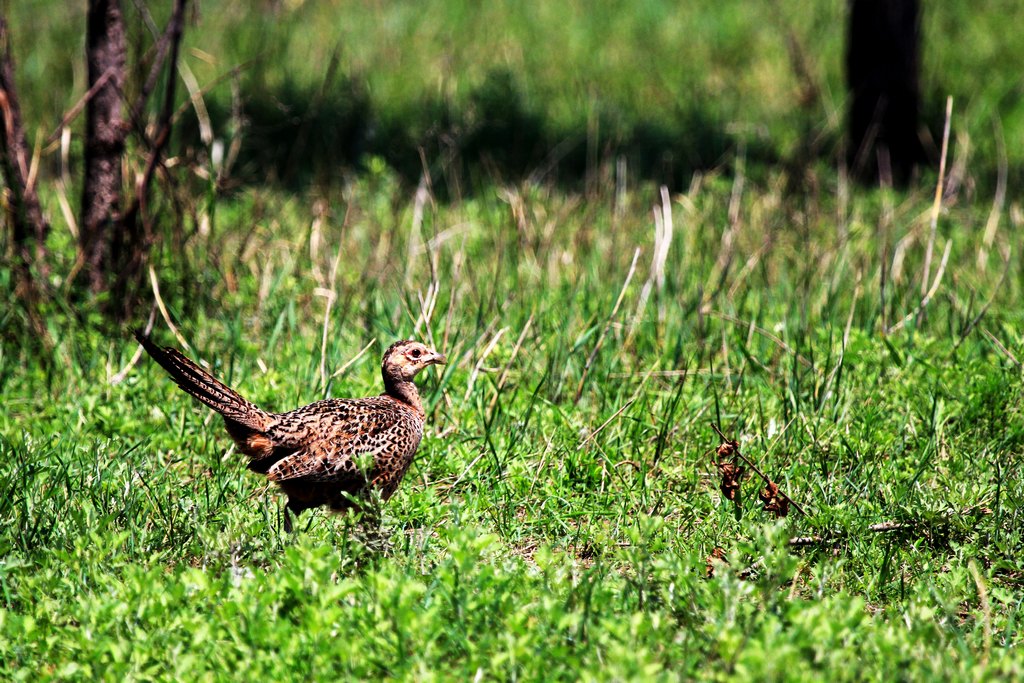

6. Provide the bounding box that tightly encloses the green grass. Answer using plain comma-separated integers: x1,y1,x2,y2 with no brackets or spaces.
7,1,1024,187
2,157,1023,678
3,1,1024,679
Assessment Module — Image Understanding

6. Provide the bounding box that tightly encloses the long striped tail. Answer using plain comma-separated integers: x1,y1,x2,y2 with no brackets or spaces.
134,331,272,432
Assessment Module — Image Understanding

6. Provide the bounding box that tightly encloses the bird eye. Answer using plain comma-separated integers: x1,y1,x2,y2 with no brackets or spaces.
410,348,422,358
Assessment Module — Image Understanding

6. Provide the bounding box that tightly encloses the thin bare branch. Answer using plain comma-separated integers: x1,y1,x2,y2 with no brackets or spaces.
577,398,637,451
710,423,809,517
0,15,51,284
122,0,187,227
44,66,117,146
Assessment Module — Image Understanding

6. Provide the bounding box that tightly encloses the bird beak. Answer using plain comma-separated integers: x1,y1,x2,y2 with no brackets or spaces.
427,350,447,365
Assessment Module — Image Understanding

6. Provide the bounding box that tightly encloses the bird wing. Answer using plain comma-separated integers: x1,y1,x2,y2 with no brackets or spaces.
264,413,382,484
266,397,378,450
264,396,419,484
266,447,368,483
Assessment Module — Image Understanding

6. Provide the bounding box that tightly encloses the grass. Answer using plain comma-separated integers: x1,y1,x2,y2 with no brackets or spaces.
2,1,1024,679
7,1,1024,188
2,154,1023,678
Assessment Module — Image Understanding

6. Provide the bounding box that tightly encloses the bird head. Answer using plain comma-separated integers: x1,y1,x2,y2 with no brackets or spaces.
382,340,447,382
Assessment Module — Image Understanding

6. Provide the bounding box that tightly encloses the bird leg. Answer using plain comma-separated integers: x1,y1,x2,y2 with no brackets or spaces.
282,503,294,533
283,499,302,533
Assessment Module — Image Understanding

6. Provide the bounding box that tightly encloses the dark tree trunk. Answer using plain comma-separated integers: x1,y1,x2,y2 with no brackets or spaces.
0,16,50,288
81,0,127,293
846,0,922,186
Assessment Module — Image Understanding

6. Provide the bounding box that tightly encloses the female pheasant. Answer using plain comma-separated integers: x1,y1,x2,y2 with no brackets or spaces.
135,332,446,530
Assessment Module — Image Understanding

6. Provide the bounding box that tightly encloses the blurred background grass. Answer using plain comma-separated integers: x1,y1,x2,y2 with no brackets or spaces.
8,0,1023,192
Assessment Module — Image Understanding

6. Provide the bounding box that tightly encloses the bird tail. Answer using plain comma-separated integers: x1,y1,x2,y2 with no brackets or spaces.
134,330,272,432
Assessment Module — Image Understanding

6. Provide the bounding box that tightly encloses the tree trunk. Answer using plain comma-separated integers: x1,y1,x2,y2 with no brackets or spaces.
81,0,127,293
0,16,50,288
846,0,922,186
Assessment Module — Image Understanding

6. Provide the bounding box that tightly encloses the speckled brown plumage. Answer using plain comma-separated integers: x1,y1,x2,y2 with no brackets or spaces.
135,332,446,530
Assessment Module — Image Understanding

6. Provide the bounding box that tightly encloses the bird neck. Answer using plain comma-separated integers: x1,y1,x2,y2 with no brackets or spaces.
384,377,423,416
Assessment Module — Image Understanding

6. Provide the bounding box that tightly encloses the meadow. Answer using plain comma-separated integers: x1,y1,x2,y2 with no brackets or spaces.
2,1,1024,680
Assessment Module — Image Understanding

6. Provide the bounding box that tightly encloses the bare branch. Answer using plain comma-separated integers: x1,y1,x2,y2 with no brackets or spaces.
0,15,50,289
121,0,187,230
710,423,810,517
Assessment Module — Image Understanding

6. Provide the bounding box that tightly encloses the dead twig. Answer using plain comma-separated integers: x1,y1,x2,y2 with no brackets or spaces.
44,66,117,146
330,338,377,381
977,115,1008,270
982,328,1022,369
887,239,952,334
121,0,187,229
787,536,824,547
110,306,156,384
710,423,809,517
148,265,190,351
758,479,791,518
576,398,636,451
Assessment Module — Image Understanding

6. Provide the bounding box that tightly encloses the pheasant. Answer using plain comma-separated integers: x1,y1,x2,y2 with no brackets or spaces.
134,332,447,531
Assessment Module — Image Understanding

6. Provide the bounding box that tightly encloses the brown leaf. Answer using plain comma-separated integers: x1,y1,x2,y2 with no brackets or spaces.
706,546,728,578
717,461,744,501
759,479,790,518
716,439,739,459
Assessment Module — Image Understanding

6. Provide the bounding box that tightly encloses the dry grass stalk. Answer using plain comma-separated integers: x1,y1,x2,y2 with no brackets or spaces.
574,247,640,403
921,96,953,298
